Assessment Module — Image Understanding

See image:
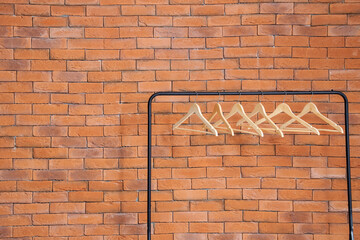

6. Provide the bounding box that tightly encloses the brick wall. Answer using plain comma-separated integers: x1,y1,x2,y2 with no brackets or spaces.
0,0,359,239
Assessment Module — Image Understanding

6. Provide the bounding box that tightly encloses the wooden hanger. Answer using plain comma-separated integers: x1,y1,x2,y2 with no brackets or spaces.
173,103,218,136
237,103,284,137
281,102,343,133
204,103,234,136
256,103,320,135
213,103,264,136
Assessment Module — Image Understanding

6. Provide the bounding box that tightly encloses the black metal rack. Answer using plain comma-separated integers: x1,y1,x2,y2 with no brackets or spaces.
147,91,354,240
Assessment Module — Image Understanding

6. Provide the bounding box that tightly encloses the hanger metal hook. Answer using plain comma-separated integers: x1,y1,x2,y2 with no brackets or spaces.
218,91,221,103
260,91,263,103
195,92,198,104
310,91,314,102
283,92,287,103
238,91,242,102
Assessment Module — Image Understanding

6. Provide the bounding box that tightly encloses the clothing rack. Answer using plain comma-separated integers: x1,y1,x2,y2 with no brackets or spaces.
147,91,353,240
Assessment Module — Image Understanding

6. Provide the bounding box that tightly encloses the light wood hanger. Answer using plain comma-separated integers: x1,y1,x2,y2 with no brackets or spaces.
281,102,343,133
173,103,218,136
255,103,320,135
237,103,284,137
204,102,234,136
214,103,264,137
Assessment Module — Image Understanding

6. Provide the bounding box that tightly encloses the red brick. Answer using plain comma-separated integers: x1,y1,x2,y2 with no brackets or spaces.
49,225,84,237
171,0,202,3
87,50,119,60
208,16,240,26
0,180,16,191
154,223,188,234
293,48,327,58
278,213,312,225
87,5,120,16
279,190,313,200
225,222,258,233
0,71,16,82
260,3,293,13
189,223,223,233
173,212,207,223
50,49,85,60
0,26,12,37
14,49,49,60
69,192,103,202
262,178,295,189
33,16,67,27
207,59,239,70
139,16,172,26
226,4,258,14
14,203,49,214
122,5,155,15
242,14,275,25
260,223,293,234
191,5,223,15
50,158,84,169
241,58,273,69
349,15,360,25
33,170,67,181
260,25,291,36
225,200,257,211
33,192,67,203
121,49,154,60
50,27,83,38
275,36,309,47
227,177,260,188
34,82,68,93
0,4,13,15
13,226,48,237
13,159,47,169
243,189,277,200
294,224,329,235
312,15,347,26
50,203,85,213
0,214,31,226
294,201,328,212
223,47,256,58
157,5,190,15
69,16,103,27
0,148,32,158
173,16,206,26
244,211,277,222
259,200,293,211
243,234,277,240
172,60,204,70
311,37,345,47
260,69,293,79
275,58,308,68
51,6,85,16
18,181,52,191
154,27,188,38
242,36,274,47
33,214,67,225
0,16,32,27
0,60,30,70
0,126,32,137
120,27,153,37
206,37,239,48
330,3,360,13
0,38,31,49
293,26,327,36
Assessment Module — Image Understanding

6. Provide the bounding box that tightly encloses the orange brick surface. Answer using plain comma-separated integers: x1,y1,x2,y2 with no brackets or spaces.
0,0,359,239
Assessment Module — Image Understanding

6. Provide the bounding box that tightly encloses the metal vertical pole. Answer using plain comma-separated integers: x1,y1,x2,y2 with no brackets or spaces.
147,94,155,240
342,93,354,240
